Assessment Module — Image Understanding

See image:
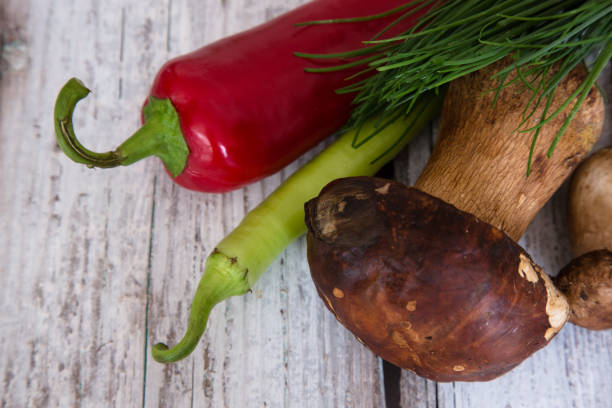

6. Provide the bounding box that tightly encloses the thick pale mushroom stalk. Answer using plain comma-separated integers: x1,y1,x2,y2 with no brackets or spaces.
415,61,604,241
305,61,605,382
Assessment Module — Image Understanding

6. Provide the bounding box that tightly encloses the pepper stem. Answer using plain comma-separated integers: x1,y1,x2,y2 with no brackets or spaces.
53,78,189,177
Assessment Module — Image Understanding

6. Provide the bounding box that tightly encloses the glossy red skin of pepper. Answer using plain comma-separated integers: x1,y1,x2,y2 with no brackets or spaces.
149,0,429,193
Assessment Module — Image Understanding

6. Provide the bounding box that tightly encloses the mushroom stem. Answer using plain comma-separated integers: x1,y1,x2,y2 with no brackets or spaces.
414,60,604,241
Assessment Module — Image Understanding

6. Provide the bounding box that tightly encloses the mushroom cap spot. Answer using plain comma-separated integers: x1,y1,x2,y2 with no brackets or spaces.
333,288,345,299
392,330,411,348
322,222,337,238
321,292,343,323
489,226,504,240
535,265,569,340
406,300,417,311
398,321,412,330
453,365,465,372
375,183,391,195
518,254,539,283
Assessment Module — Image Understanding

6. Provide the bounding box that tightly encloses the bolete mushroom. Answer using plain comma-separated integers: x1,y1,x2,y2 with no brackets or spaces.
555,147,612,330
305,60,605,382
568,147,612,256
555,249,612,331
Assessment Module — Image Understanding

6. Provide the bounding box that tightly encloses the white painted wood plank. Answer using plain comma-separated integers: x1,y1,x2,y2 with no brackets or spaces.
1,0,164,406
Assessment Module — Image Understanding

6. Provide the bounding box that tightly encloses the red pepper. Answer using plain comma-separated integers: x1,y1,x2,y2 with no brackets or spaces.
54,0,430,193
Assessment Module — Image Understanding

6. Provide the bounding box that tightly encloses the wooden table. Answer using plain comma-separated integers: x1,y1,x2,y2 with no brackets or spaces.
1,1,611,406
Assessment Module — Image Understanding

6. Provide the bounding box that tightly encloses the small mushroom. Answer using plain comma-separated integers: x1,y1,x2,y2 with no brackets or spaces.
556,147,612,330
568,147,612,256
305,61,604,382
555,250,612,330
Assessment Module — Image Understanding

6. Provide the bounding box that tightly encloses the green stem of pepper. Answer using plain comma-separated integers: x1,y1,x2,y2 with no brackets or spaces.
151,90,444,363
53,78,189,177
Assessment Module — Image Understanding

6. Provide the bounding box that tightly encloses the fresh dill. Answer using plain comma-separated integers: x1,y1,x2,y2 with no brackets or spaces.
296,0,612,174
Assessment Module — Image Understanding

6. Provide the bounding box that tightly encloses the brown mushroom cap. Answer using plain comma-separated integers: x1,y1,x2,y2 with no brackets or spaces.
555,249,612,330
568,147,612,257
306,177,569,382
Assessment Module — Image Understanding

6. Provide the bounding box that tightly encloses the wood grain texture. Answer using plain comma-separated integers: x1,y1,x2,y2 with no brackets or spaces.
0,0,610,407
0,0,384,407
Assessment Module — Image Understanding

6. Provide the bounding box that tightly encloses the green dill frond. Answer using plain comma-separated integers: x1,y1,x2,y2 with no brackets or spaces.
297,0,612,174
